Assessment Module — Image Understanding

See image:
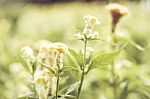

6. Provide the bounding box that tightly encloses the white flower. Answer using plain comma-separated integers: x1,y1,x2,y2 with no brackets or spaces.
21,46,34,59
106,3,129,16
83,15,101,28
87,31,99,40
34,70,48,86
74,33,85,40
34,70,48,99
83,28,92,34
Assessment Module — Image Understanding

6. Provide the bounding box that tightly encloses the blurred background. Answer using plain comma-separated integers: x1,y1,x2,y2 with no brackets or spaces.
0,0,150,99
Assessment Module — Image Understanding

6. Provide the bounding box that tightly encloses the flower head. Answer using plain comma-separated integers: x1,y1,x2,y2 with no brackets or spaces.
34,70,48,86
106,3,128,17
106,3,129,33
21,46,34,59
83,15,100,28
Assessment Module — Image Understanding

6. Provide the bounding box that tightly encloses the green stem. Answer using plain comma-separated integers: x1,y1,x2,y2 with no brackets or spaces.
111,62,117,99
31,70,36,96
77,39,87,99
56,72,60,99
111,30,117,99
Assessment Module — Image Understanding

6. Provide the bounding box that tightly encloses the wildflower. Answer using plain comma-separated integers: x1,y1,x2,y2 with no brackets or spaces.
21,46,34,59
83,15,100,28
53,42,68,54
21,46,35,73
34,70,48,99
74,33,85,40
106,3,129,33
51,43,68,71
87,31,99,40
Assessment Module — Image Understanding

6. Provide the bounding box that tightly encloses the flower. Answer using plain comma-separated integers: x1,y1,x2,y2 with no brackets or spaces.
87,31,99,40
106,3,129,33
106,3,128,17
83,15,101,28
21,46,34,59
34,70,48,99
53,42,68,54
34,70,48,86
74,33,85,40
21,46,35,73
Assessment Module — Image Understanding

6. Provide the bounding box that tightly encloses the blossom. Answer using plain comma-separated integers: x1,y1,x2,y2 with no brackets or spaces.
106,3,129,33
21,46,35,73
21,46,34,59
83,15,101,28
74,33,85,40
87,31,99,40
106,3,129,17
34,70,48,99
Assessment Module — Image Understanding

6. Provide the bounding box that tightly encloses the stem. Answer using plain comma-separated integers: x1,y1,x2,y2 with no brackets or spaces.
111,62,117,99
56,72,60,99
111,27,117,99
31,70,36,96
77,39,87,99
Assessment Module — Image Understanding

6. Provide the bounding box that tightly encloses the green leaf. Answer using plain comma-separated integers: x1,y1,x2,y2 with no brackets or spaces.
68,48,82,65
17,92,36,99
65,48,82,68
62,66,81,72
92,43,127,68
60,82,80,99
34,59,56,74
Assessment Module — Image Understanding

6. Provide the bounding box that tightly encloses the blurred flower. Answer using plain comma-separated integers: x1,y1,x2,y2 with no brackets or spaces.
87,31,99,40
106,3,129,33
21,46,34,59
83,15,100,28
34,70,48,99
53,42,68,54
21,46,35,73
74,33,85,40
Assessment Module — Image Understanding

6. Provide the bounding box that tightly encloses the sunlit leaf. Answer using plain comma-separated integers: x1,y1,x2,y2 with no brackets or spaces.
60,81,80,99
92,43,127,68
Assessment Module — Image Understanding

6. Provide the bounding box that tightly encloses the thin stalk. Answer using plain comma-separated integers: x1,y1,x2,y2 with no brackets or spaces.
111,27,117,99
77,39,87,99
56,72,60,99
31,70,36,96
111,61,117,99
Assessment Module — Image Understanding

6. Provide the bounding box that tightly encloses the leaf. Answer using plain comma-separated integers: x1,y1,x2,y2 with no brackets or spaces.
92,43,127,68
130,40,144,51
60,82,80,99
68,48,82,65
17,92,36,99
62,66,81,72
34,59,56,74
65,48,82,68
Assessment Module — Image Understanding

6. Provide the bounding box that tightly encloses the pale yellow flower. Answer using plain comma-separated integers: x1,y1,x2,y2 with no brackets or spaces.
106,3,129,16
83,15,100,28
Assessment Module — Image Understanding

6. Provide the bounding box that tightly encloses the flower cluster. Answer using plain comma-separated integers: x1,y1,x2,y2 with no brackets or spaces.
75,15,100,40
21,42,68,99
